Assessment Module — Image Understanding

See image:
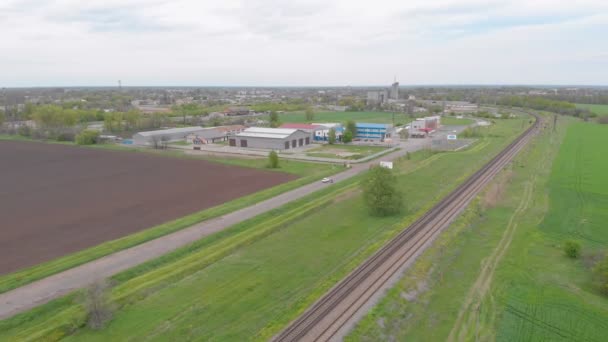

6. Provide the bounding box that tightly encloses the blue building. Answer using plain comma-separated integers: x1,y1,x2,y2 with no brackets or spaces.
355,123,393,141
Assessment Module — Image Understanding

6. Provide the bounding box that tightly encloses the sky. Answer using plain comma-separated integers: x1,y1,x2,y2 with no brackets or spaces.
1,0,607,87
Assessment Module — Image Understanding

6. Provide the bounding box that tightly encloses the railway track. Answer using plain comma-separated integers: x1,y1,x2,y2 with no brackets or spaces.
273,113,541,342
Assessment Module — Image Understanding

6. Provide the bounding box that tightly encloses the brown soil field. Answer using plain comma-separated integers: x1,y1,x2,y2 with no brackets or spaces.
0,141,296,275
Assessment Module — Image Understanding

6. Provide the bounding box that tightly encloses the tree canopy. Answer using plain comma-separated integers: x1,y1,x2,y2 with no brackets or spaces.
362,166,404,216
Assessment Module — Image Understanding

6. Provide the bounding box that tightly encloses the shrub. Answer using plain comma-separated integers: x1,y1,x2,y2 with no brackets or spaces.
563,240,581,258
267,150,279,168
85,280,114,330
343,130,353,143
598,116,608,125
362,165,404,216
17,125,31,137
75,130,100,145
328,128,336,144
593,255,608,295
56,132,75,142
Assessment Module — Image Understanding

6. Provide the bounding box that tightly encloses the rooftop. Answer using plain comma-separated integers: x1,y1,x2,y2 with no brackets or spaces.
236,127,300,139
280,123,321,130
355,123,391,129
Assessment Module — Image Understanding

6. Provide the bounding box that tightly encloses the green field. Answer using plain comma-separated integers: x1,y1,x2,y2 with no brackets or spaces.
576,103,608,116
306,144,390,160
0,118,530,341
348,118,608,341
274,111,409,124
441,116,475,126
0,148,338,294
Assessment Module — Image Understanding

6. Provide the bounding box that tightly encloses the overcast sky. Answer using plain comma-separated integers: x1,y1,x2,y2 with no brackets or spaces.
1,0,607,87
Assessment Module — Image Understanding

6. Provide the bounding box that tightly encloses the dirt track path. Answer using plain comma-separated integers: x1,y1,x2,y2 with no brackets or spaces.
0,139,429,320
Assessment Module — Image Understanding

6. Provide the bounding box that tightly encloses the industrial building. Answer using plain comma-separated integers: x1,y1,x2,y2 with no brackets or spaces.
312,123,344,141
231,127,311,150
133,127,208,146
355,123,394,141
409,116,440,138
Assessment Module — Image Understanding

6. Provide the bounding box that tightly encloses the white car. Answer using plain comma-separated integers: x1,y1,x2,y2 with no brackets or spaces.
321,177,334,184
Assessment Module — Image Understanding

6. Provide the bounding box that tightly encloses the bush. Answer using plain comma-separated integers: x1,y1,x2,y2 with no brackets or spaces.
343,130,353,143
598,116,608,124
362,166,404,216
328,128,336,144
56,132,75,142
460,127,483,138
267,150,279,168
593,255,608,295
17,125,31,137
75,130,100,145
85,280,114,329
563,240,581,258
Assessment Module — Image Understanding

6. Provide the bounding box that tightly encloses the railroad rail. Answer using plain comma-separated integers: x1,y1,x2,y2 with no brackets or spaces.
273,113,541,342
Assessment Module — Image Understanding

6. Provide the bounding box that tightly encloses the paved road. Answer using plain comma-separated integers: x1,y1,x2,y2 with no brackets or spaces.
0,138,431,320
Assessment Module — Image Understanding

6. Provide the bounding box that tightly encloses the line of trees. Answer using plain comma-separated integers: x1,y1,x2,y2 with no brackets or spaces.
483,96,593,118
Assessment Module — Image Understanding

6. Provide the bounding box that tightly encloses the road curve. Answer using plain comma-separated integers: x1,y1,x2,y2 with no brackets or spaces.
273,112,541,342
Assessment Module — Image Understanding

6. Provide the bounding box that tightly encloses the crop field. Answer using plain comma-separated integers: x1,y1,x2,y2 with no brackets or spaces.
275,111,410,124
0,141,295,275
348,118,608,341
0,117,530,341
576,103,608,116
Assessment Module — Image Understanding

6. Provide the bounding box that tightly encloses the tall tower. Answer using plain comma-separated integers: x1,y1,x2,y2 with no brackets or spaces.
390,77,399,100
118,80,122,91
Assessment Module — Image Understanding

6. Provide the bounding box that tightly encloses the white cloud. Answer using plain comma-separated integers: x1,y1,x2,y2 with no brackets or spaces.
0,0,606,86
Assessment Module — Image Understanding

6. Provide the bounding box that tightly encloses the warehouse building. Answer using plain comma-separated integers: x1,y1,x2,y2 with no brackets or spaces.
355,123,394,141
133,127,207,146
231,127,311,150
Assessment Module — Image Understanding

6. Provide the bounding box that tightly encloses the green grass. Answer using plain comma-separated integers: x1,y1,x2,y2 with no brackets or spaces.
348,117,608,342
576,103,608,116
306,144,389,160
273,111,409,124
441,116,475,126
0,147,338,294
0,118,530,341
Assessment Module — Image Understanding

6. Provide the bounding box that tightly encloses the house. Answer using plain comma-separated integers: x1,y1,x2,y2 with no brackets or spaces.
231,127,311,150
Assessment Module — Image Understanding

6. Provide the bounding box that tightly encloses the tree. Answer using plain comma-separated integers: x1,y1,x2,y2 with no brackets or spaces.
362,166,404,216
343,130,353,143
84,280,114,330
346,120,357,136
594,255,608,295
267,150,279,168
0,110,5,127
269,111,280,128
305,107,315,121
123,110,140,131
328,128,336,144
75,130,100,145
563,240,581,258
